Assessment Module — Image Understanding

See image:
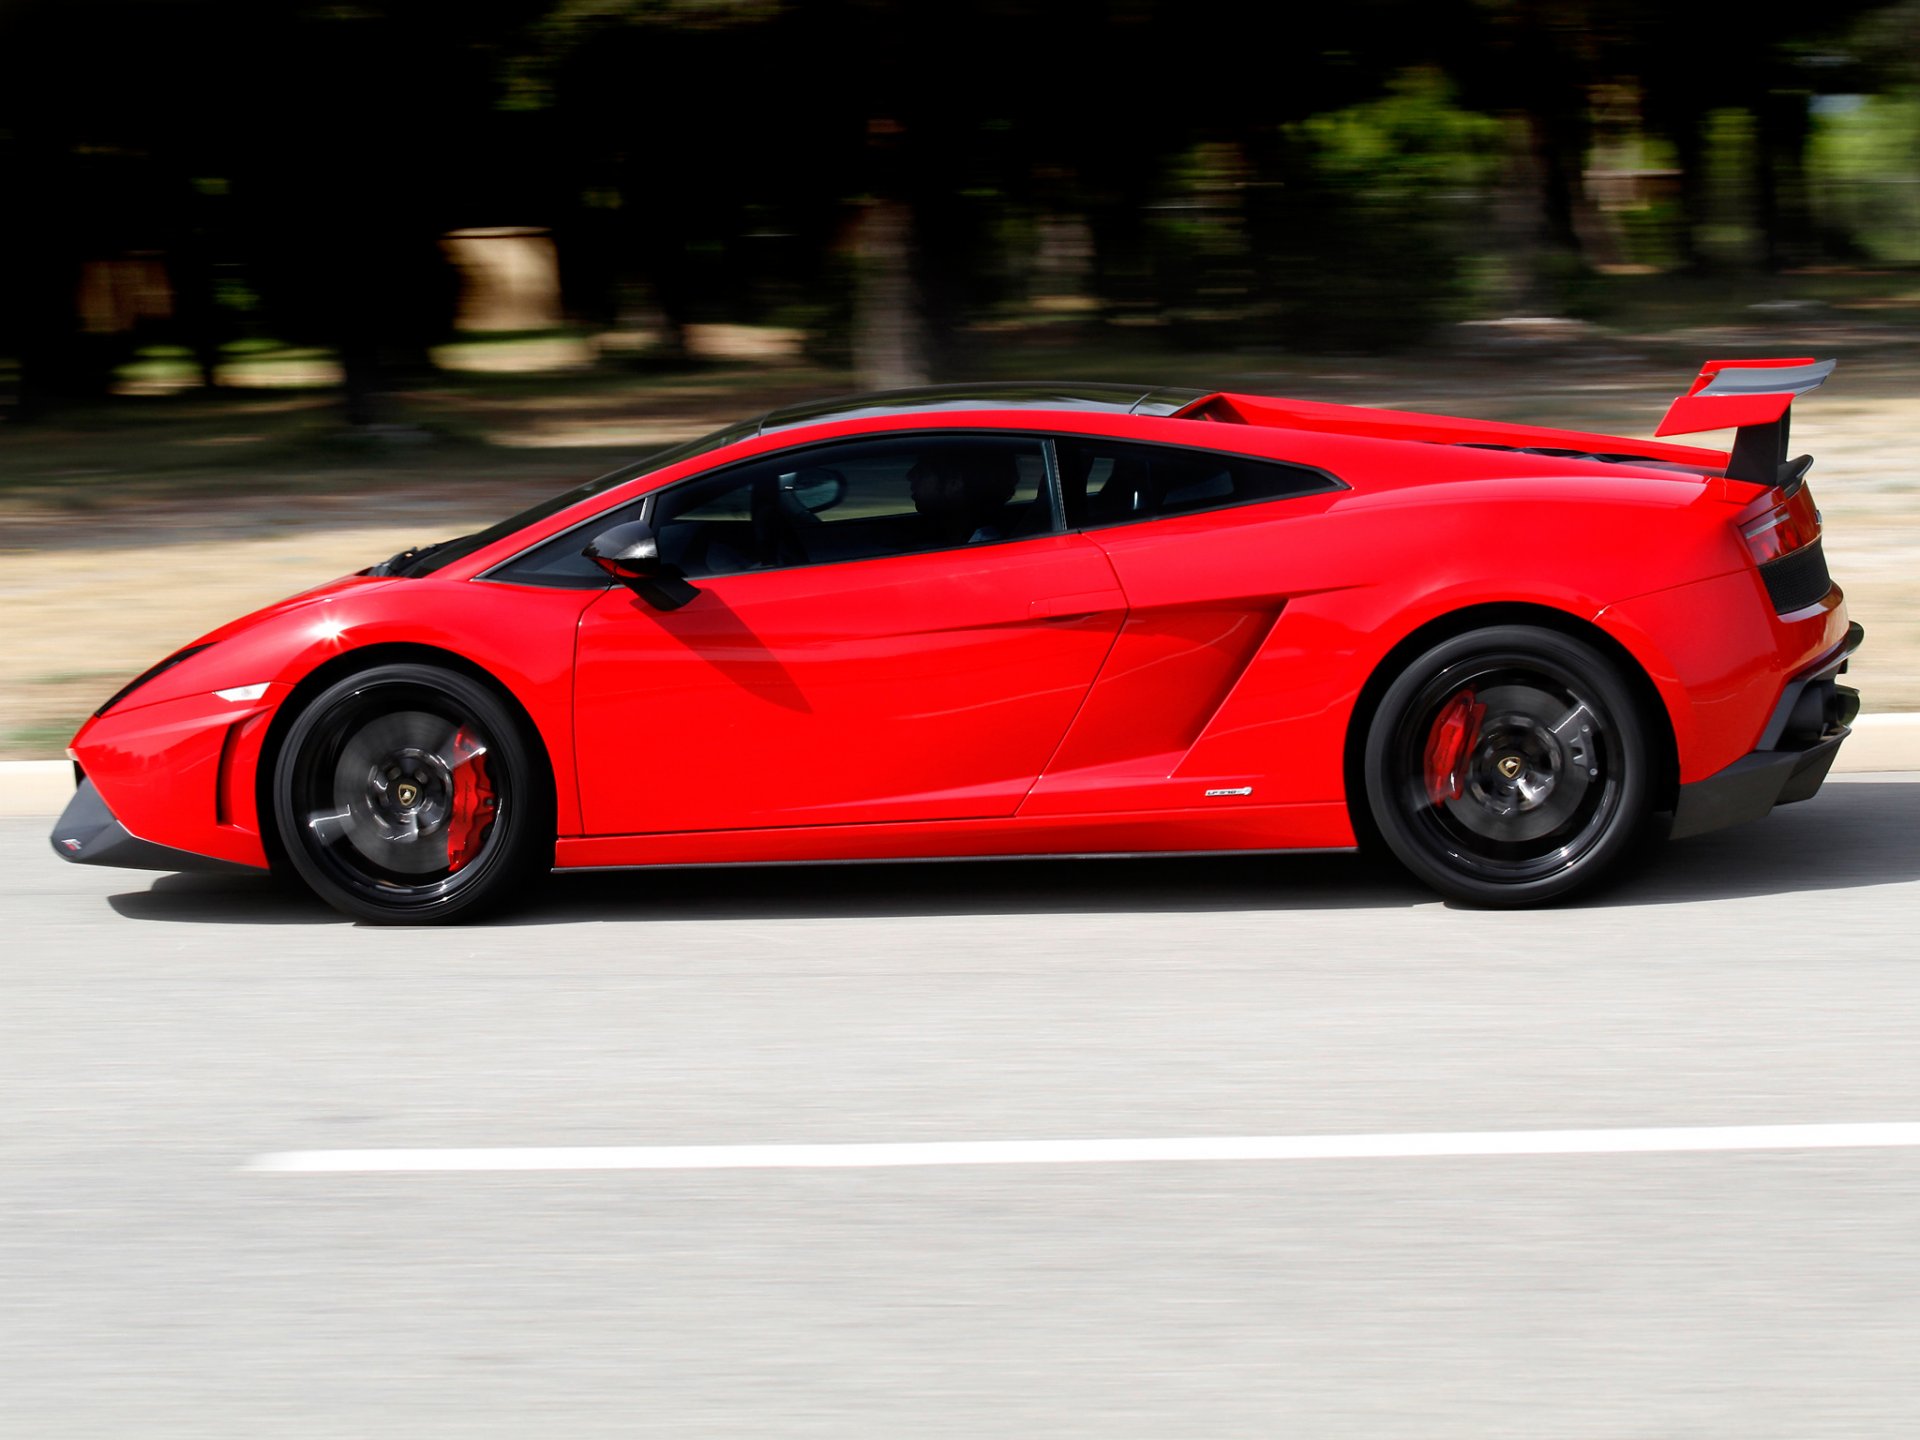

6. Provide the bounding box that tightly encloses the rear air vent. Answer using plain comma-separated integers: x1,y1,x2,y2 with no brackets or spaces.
1758,538,1832,615
1455,442,1681,468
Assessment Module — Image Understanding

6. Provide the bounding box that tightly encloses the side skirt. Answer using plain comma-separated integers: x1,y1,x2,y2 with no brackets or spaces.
552,801,1356,871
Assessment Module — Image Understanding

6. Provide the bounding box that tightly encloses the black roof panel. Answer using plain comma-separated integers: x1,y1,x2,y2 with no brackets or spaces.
757,383,1208,435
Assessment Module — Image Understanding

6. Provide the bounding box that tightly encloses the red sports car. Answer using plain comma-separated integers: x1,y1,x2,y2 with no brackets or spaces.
54,359,1860,922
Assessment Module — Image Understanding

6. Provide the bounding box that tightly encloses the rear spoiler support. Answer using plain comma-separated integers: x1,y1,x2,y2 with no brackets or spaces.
1729,413,1792,490
1655,358,1835,487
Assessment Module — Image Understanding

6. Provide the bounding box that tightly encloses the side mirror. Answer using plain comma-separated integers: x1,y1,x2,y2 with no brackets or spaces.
782,467,847,514
583,519,699,611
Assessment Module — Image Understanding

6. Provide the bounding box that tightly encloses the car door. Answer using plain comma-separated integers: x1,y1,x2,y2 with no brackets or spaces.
1022,434,1349,815
571,432,1128,836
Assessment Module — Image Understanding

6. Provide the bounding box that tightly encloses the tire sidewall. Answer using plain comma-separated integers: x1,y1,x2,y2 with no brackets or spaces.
1363,626,1650,906
271,663,545,924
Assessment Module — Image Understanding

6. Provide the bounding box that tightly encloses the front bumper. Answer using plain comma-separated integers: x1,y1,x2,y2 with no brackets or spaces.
1670,621,1862,841
51,775,261,874
61,681,287,871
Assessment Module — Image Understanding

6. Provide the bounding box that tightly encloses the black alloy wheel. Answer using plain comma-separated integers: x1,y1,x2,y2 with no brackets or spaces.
1363,626,1651,906
273,663,548,923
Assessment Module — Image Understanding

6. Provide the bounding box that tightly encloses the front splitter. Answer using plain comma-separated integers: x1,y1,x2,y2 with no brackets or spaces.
51,777,263,874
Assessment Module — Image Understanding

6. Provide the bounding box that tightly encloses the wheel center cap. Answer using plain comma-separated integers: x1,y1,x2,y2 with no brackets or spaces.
396,781,420,807
1496,755,1525,780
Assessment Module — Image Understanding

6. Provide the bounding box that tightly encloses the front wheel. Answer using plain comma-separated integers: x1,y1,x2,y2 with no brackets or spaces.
1363,626,1651,906
272,663,549,924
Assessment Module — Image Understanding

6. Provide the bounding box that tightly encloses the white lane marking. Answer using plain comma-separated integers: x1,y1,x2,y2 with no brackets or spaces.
245,1122,1920,1174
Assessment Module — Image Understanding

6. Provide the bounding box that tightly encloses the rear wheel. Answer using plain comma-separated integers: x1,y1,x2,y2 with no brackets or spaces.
1363,626,1650,906
272,663,548,923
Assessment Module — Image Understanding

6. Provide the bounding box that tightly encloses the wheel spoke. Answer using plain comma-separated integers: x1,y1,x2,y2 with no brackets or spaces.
1550,701,1596,741
1549,699,1601,774
306,808,354,844
317,708,472,876
439,728,487,771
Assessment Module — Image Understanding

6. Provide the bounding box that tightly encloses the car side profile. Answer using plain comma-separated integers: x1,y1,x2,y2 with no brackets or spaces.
53,361,1860,922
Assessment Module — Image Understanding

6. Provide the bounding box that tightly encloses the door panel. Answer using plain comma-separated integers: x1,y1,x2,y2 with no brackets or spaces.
573,534,1125,835
1022,434,1350,815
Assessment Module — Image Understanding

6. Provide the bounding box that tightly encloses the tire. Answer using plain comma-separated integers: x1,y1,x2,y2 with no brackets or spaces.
1362,625,1650,907
271,663,550,924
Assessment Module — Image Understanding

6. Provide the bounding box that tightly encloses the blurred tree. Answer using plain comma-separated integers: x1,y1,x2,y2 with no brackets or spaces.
3,0,1917,423
236,1,548,424
1446,0,1606,305
0,0,233,410
1611,0,1887,270
534,2,860,355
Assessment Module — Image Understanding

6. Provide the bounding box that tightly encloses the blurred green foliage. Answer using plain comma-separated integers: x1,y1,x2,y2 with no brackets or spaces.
1285,72,1507,341
0,0,1915,418
1810,90,1920,261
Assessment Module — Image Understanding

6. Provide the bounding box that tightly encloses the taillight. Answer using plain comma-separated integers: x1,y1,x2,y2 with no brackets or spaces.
1741,484,1820,565
1743,481,1835,615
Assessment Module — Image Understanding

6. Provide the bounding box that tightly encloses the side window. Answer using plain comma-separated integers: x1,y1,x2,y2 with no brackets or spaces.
488,516,629,588
655,435,1051,579
1057,438,1339,529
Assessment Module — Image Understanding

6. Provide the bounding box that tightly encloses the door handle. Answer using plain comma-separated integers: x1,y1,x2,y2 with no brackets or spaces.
1030,590,1123,620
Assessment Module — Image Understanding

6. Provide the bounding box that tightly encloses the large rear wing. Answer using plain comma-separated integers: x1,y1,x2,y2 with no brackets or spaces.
1654,357,1836,487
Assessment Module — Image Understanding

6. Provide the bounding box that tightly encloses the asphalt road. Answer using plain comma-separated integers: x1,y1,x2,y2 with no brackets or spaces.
5,776,1920,1438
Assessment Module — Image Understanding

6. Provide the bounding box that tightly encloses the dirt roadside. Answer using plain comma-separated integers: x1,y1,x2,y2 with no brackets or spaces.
2,342,1914,758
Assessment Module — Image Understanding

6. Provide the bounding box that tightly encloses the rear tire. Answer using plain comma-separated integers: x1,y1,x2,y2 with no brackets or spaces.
272,663,549,924
1363,625,1650,906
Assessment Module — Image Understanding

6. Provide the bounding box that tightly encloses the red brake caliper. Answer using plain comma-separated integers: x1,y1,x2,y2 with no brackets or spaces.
445,726,497,874
1423,691,1485,807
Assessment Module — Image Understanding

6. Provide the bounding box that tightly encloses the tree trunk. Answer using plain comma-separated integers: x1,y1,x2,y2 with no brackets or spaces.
1756,89,1814,271
851,197,927,391
1670,108,1712,272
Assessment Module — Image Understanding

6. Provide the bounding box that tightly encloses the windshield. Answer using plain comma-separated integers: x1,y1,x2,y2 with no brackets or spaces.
377,418,761,578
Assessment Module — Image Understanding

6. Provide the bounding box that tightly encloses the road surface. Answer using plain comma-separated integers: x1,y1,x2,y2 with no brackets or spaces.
4,776,1919,1437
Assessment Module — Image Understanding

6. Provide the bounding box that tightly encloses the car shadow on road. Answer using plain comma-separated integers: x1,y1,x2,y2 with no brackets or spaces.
514,849,1431,925
106,849,1430,926
1583,778,1920,909
102,780,1916,926
509,780,1920,924
107,873,345,925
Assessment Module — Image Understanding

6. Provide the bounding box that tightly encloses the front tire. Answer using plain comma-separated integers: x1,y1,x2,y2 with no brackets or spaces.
1363,625,1650,906
272,663,549,924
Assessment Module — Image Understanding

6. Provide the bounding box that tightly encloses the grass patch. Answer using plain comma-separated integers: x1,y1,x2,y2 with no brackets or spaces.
5,722,80,758
29,671,122,688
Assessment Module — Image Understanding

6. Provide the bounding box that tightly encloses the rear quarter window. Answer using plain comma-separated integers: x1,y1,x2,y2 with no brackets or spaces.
1056,437,1341,529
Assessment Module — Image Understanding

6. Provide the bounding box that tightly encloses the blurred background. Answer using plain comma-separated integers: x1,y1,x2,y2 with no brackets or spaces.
1,0,1917,753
